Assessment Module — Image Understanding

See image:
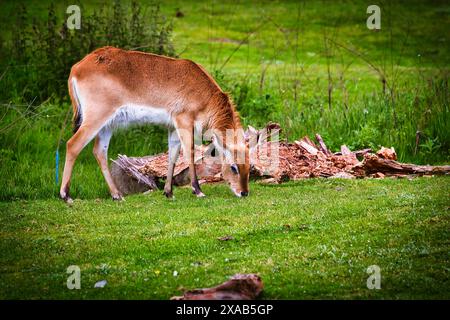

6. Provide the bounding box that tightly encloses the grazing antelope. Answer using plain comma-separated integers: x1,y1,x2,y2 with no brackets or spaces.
60,46,250,203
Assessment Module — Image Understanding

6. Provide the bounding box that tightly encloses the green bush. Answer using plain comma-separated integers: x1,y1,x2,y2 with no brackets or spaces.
2,1,174,104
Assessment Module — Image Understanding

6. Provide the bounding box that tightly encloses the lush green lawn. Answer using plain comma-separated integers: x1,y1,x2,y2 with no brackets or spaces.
0,0,449,300
0,178,449,299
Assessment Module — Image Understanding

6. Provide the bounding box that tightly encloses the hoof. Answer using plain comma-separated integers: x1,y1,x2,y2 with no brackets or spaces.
163,190,174,199
196,192,206,198
60,192,73,204
112,194,124,201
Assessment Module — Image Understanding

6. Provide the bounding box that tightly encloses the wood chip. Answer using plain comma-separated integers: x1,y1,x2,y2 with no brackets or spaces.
376,147,397,160
171,274,263,300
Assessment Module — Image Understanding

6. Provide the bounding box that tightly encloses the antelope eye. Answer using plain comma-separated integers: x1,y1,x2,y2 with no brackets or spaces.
230,164,239,175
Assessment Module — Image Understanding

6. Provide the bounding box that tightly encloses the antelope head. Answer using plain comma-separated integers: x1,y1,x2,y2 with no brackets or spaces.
212,129,250,197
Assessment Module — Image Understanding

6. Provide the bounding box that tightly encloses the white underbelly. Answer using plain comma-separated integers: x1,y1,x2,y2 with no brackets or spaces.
105,104,173,130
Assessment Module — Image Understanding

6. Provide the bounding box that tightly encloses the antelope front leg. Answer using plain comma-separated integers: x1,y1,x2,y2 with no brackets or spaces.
93,127,123,201
163,129,181,198
175,118,205,197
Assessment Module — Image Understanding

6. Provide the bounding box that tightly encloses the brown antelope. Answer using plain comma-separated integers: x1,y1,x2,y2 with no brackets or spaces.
60,46,250,203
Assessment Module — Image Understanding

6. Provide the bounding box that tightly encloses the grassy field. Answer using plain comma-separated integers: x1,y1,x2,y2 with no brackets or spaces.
0,0,449,300
0,0,449,163
0,178,449,299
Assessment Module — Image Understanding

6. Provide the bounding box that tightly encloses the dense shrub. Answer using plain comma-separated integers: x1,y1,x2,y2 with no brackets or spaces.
2,1,174,104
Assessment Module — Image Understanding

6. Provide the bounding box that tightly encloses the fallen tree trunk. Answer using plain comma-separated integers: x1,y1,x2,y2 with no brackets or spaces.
110,123,449,195
111,145,222,194
355,154,450,176
112,154,160,190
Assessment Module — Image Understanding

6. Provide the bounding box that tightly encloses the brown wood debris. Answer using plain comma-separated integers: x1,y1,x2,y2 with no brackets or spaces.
111,123,449,194
171,273,263,300
354,153,450,177
376,146,397,160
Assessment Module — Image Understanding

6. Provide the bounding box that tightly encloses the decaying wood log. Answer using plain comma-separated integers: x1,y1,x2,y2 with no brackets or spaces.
295,138,318,155
315,134,332,156
354,148,372,157
112,154,159,191
171,274,263,300
110,123,449,195
250,135,360,181
111,160,155,195
112,145,222,194
356,154,450,176
376,146,397,160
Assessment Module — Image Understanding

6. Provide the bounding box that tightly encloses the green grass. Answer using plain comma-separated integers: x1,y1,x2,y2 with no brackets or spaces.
0,0,449,300
0,178,449,299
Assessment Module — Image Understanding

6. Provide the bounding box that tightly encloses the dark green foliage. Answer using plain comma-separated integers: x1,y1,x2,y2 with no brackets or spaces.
216,70,449,164
2,1,174,103
0,1,175,168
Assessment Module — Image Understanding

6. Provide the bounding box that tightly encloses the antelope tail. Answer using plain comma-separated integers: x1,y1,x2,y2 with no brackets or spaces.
68,77,83,134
